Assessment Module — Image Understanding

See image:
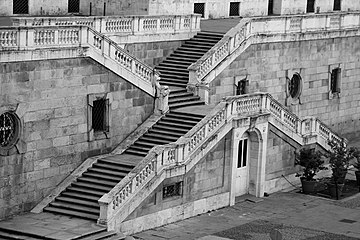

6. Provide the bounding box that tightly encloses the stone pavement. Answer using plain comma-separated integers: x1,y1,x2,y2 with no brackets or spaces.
0,212,104,239
133,192,360,240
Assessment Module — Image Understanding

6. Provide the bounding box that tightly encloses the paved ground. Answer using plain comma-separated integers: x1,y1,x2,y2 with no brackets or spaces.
200,18,242,33
133,191,360,240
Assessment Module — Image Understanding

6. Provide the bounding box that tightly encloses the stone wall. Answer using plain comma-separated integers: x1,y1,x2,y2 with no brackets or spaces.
79,0,149,16
124,40,184,67
0,0,68,16
0,57,154,220
209,36,360,138
121,132,232,231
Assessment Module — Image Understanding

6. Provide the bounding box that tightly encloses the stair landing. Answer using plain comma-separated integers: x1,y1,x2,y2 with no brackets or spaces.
0,212,110,240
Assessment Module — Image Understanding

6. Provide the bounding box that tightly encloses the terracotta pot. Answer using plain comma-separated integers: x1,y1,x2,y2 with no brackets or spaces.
301,178,317,194
327,182,344,199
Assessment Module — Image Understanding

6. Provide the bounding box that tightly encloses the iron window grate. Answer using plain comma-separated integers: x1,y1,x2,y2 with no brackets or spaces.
68,0,80,13
13,0,29,14
92,98,108,132
163,182,183,199
229,2,240,17
194,3,205,18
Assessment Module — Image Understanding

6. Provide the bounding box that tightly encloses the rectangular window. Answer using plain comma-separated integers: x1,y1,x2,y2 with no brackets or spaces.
307,0,315,13
237,139,248,168
92,98,108,132
268,0,274,15
333,0,341,11
68,0,80,13
331,68,341,93
236,80,247,95
163,182,183,199
229,2,240,17
13,0,29,14
194,3,205,18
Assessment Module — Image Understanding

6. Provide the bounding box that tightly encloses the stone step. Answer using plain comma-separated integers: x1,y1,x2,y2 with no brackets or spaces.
124,149,147,157
140,136,174,145
97,158,135,167
157,120,195,129
43,207,98,221
88,167,128,177
169,100,205,109
82,171,123,183
151,124,190,134
0,228,44,240
168,111,205,120
66,186,105,197
167,53,202,60
169,91,194,99
161,58,194,66
157,66,189,74
92,162,133,173
61,191,100,202
182,43,214,50
159,80,187,88
143,132,181,141
49,201,100,215
157,61,191,68
77,176,117,187
79,230,120,240
72,181,113,192
56,196,99,208
174,48,207,55
161,116,200,125
168,95,201,104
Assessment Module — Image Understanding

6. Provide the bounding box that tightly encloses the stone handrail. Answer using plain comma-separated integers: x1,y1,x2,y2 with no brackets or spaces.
0,25,159,96
98,92,343,225
188,11,360,84
11,14,201,36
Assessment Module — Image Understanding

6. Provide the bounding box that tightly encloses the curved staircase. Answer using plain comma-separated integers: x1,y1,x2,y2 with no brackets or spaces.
42,31,225,221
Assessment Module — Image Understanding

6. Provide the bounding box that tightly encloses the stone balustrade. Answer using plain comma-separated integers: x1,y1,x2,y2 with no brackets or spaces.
0,25,159,96
188,11,360,84
97,92,343,226
11,14,201,37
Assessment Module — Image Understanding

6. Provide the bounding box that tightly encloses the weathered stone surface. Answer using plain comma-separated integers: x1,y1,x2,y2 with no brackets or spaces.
0,57,154,220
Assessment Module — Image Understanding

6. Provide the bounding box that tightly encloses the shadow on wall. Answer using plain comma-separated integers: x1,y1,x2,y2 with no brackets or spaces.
0,17,12,26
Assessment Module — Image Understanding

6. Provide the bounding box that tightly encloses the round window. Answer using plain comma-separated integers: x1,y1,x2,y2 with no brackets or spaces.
0,111,20,149
288,73,302,99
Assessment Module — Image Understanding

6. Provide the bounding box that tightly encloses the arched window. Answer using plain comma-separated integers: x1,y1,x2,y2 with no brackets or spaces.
0,111,20,149
288,73,302,99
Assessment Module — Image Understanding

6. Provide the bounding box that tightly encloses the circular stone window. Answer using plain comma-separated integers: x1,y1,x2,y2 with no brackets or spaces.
0,111,20,149
288,73,302,99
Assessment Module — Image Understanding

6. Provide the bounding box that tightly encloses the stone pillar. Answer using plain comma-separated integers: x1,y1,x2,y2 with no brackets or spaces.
155,85,170,115
187,82,210,104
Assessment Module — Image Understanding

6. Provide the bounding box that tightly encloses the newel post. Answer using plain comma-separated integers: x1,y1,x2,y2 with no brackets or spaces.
97,194,109,226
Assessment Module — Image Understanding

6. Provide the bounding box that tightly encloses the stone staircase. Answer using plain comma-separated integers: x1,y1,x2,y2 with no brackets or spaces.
156,31,224,109
41,31,225,221
0,226,124,240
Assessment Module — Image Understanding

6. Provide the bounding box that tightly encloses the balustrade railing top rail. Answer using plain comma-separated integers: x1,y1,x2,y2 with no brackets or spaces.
188,11,360,83
0,25,159,95
98,92,343,224
11,14,201,35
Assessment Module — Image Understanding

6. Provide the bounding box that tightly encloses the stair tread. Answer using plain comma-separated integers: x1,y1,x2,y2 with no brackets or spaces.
124,149,147,157
88,168,128,177
49,201,100,214
67,186,105,196
0,231,39,240
148,129,184,137
169,100,205,109
152,125,190,133
72,181,113,192
56,196,100,207
61,191,100,201
44,207,98,220
161,116,200,125
143,132,180,141
97,158,136,167
92,162,133,173
78,176,118,186
168,95,200,103
80,231,117,240
139,136,174,144
82,172,123,182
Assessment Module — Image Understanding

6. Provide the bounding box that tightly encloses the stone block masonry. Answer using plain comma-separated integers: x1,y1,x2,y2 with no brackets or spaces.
209,36,360,138
0,57,154,220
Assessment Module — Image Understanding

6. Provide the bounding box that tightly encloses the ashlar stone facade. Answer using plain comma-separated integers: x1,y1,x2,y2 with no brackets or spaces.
0,57,154,220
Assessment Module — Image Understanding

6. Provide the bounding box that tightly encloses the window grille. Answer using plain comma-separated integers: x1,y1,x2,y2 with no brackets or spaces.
331,68,341,93
236,80,246,95
307,0,315,13
68,0,80,13
194,3,205,18
163,182,182,199
333,0,341,11
13,0,29,14
92,99,108,132
0,112,19,148
229,2,240,17
288,73,302,98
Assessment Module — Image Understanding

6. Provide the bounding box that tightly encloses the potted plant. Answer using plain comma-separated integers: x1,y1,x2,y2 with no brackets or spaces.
353,153,360,190
295,148,326,194
327,139,360,199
